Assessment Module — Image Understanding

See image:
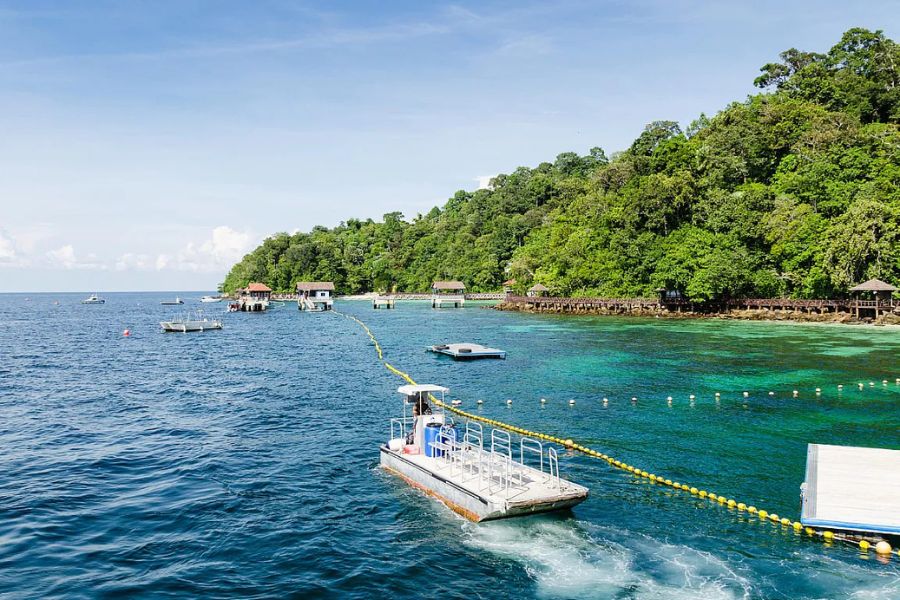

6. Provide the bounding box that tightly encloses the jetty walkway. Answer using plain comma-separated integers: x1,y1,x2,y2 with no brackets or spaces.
502,295,899,320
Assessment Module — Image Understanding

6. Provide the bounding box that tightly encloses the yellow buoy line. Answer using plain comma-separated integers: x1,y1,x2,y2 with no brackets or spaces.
334,310,898,558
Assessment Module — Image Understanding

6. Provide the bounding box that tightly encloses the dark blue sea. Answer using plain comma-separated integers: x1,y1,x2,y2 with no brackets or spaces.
2,293,899,599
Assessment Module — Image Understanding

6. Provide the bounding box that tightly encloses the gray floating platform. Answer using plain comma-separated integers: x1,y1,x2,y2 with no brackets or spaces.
427,343,506,360
800,443,900,536
380,446,587,521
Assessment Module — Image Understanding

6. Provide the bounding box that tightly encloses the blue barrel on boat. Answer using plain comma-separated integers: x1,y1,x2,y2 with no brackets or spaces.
424,423,455,458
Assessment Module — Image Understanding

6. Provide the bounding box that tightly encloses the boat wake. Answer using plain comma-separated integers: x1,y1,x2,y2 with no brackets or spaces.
463,518,752,599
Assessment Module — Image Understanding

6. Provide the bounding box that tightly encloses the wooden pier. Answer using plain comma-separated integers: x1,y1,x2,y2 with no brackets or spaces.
501,295,899,321
373,295,396,309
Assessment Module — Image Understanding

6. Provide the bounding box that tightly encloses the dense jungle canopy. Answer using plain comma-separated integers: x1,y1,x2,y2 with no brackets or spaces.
224,28,900,300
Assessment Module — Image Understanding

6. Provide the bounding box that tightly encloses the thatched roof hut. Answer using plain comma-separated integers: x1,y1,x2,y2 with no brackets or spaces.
849,278,897,293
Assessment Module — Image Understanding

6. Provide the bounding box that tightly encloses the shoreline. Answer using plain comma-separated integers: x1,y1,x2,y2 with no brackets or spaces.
494,301,900,327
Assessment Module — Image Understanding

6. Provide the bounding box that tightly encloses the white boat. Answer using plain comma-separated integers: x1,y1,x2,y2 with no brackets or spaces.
81,293,105,304
161,297,184,305
160,312,223,333
200,296,222,303
380,384,589,522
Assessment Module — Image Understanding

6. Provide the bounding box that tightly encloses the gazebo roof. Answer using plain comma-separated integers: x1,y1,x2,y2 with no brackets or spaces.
849,278,897,292
529,283,549,291
432,280,466,290
296,281,335,291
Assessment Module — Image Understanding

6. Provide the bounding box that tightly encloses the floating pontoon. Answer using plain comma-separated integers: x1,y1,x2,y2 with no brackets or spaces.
427,343,506,360
380,384,588,521
160,312,223,333
800,443,900,537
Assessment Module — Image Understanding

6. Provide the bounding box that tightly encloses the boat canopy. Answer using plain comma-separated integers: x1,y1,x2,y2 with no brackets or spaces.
397,384,448,396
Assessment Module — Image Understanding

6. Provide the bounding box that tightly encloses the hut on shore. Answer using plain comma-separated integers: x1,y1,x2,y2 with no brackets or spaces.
502,279,517,296
296,282,335,311
431,280,466,308
236,282,271,312
849,278,897,318
527,283,549,297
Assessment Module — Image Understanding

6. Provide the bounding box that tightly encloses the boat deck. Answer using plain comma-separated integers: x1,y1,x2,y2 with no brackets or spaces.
427,343,506,360
381,441,587,521
800,443,900,536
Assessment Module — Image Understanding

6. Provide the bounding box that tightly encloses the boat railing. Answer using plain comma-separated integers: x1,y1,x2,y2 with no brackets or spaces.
464,421,483,450
427,424,562,497
547,447,560,490
390,416,415,441
518,438,544,485
491,429,512,458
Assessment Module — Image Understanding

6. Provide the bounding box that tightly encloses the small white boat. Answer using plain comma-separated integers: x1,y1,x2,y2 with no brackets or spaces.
200,296,222,303
161,297,184,305
160,312,223,333
380,384,588,521
81,293,105,304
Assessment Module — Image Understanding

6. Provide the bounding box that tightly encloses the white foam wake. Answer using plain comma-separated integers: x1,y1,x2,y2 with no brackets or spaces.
463,519,752,600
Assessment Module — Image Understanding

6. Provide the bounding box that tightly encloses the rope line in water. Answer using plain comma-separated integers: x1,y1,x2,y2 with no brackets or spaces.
334,310,897,556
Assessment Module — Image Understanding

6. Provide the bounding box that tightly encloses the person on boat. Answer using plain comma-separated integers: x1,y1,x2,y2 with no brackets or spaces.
406,393,432,445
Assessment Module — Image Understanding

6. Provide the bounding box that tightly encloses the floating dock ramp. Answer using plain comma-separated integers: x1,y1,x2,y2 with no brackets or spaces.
801,443,900,536
427,343,506,360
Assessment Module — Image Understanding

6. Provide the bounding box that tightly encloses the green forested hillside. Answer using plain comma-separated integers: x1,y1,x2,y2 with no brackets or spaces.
224,28,900,300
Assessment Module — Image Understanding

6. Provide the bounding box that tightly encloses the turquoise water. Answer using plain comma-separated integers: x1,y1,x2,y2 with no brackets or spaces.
1,294,899,598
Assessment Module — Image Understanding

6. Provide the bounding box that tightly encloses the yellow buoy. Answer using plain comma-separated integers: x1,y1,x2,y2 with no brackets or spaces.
781,517,791,526
699,491,707,498
758,510,768,519
793,521,802,531
859,540,870,551
727,499,736,508
875,541,892,555
768,513,779,522
805,527,815,535
823,531,834,540
737,503,746,511
690,487,698,494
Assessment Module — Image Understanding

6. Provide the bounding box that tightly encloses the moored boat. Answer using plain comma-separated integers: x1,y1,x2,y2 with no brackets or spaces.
200,295,222,303
81,293,105,304
380,384,588,521
160,312,223,333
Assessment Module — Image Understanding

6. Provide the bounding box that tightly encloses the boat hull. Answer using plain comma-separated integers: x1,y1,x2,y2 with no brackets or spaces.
379,446,587,522
159,320,222,332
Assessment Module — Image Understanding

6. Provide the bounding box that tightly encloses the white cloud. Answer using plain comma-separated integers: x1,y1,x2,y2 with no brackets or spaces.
474,174,496,190
45,244,77,268
155,254,170,270
115,253,152,271
168,226,254,272
0,230,17,262
45,244,106,270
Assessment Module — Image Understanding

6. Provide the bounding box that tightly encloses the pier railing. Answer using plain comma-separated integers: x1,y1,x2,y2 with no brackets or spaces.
503,295,897,315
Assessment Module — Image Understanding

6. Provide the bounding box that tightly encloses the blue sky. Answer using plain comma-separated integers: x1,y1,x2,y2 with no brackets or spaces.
0,0,897,292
